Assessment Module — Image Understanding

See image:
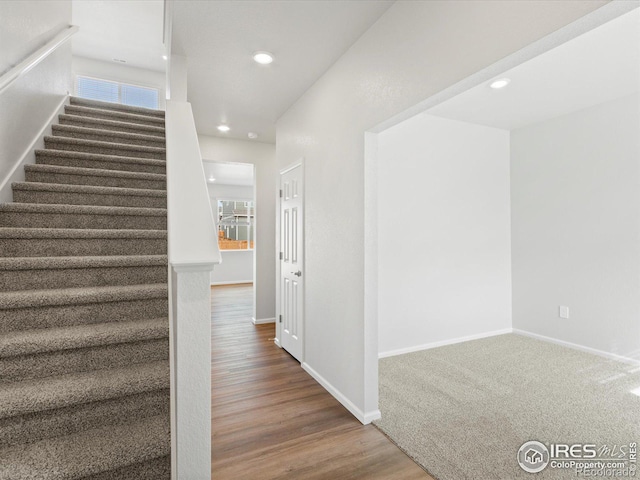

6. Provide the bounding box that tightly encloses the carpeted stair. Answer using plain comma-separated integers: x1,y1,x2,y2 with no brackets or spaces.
0,97,170,479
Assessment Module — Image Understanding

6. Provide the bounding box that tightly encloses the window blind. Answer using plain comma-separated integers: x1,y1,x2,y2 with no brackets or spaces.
76,76,159,110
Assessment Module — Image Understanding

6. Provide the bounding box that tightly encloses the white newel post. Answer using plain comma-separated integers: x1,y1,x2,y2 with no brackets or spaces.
165,100,220,479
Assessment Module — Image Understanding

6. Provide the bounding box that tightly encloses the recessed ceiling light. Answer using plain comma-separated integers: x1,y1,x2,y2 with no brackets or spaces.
253,51,274,65
248,132,258,139
208,177,216,183
162,55,168,60
217,125,230,132
490,78,511,89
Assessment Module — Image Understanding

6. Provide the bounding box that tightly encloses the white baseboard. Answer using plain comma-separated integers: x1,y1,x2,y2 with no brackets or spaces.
513,329,640,367
252,317,275,325
301,362,379,425
379,328,513,359
0,95,69,203
273,337,281,348
210,280,253,286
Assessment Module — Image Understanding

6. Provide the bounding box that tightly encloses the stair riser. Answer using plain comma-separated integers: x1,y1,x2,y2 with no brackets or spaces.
0,297,168,333
65,106,165,127
0,237,167,257
0,389,169,448
0,265,167,291
35,155,166,175
13,189,167,209
44,138,166,160
69,98,165,119
1,339,169,382
52,129,166,149
25,170,166,190
84,455,171,480
0,212,166,230
59,116,165,137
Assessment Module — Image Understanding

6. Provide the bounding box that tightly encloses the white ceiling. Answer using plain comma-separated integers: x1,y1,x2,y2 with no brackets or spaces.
203,162,254,187
72,0,166,72
171,0,394,143
428,8,640,131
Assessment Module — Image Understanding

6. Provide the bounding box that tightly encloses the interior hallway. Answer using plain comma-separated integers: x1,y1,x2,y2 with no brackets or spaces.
211,284,432,479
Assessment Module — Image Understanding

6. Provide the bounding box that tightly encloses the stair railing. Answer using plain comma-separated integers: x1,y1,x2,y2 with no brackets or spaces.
165,100,220,479
0,25,79,96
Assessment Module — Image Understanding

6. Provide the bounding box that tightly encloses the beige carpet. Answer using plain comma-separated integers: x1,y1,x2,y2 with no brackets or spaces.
375,334,640,479
0,97,170,479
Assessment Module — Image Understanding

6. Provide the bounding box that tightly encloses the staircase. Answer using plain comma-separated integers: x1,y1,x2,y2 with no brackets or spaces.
0,97,171,479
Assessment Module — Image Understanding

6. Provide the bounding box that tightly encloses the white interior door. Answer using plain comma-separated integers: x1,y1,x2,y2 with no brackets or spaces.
279,163,304,362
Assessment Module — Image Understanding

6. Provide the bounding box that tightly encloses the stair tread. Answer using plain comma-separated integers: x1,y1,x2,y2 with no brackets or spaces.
65,105,165,125
59,114,166,135
52,125,166,145
44,136,166,154
36,149,166,167
0,227,167,239
0,283,167,310
0,255,167,271
12,182,167,198
0,202,166,217
25,163,166,180
0,414,169,479
0,361,168,419
0,317,168,358
58,113,165,136
70,96,165,117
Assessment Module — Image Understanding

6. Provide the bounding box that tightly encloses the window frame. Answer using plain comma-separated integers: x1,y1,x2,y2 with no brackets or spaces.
217,198,255,252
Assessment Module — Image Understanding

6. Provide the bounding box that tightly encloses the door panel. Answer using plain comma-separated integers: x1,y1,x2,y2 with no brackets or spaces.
280,164,303,361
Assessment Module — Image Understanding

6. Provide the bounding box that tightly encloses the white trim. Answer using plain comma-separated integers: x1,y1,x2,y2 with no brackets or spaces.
301,362,380,425
210,280,253,286
513,329,640,367
0,25,78,96
0,95,69,203
378,328,513,359
252,317,276,325
274,337,282,348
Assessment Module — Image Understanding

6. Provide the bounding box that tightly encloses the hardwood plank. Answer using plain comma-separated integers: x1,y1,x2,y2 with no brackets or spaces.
211,284,433,479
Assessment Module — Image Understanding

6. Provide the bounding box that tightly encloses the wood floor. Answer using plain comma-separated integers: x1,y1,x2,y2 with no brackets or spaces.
211,284,433,480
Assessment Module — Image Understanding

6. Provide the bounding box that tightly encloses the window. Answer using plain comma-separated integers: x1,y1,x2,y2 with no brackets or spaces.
218,200,254,250
76,76,159,109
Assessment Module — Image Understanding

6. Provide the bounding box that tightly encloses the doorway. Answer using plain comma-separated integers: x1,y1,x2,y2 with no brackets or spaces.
204,160,257,321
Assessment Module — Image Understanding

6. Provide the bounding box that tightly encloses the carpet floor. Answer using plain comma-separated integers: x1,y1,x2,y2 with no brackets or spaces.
375,334,640,479
0,97,170,479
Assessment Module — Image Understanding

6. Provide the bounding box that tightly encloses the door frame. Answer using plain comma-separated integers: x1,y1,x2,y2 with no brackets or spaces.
275,158,305,363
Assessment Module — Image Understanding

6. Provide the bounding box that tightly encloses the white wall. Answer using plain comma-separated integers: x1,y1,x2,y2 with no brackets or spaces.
208,183,253,201
208,183,254,285
0,0,72,201
198,136,276,322
211,250,254,285
511,93,640,362
72,56,166,109
377,114,512,356
276,0,608,422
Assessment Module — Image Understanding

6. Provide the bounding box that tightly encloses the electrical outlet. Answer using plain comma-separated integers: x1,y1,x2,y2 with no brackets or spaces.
559,306,570,319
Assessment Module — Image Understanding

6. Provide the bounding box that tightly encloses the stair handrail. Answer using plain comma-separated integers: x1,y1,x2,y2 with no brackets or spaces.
0,25,79,96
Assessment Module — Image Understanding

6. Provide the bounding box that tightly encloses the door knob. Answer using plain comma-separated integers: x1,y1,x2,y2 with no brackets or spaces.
294,271,302,277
